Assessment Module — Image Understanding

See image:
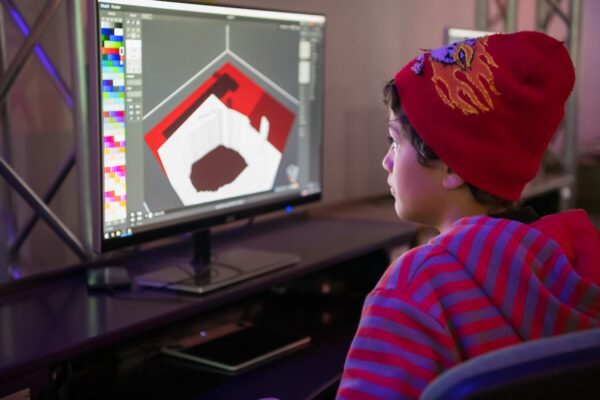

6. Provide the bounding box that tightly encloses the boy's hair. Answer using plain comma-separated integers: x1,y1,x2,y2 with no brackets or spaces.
383,80,514,210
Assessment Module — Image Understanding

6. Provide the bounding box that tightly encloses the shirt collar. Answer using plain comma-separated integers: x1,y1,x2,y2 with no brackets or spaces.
489,206,541,224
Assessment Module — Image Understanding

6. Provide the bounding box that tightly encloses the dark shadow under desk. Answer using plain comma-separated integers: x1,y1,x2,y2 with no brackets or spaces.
0,207,416,399
91,255,382,400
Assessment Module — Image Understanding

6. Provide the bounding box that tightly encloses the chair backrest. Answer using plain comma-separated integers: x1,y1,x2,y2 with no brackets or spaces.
420,328,600,400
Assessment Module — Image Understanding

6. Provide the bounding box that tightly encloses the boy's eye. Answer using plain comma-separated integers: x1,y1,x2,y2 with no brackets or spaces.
388,136,399,149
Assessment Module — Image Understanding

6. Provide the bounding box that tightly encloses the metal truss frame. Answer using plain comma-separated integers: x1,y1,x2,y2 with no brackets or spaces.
475,0,581,209
0,0,90,266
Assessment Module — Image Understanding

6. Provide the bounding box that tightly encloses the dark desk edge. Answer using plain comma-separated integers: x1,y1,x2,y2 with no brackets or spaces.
0,213,416,383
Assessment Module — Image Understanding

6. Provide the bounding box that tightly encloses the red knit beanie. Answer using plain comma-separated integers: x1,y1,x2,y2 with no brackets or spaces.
394,31,575,201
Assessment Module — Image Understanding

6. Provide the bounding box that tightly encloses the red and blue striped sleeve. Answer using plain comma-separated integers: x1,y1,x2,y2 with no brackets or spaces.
338,215,600,399
337,288,459,399
337,245,464,399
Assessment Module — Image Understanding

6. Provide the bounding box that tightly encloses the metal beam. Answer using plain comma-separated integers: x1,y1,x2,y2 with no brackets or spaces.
9,151,76,256
67,0,94,253
0,157,88,260
0,0,96,263
535,0,581,209
0,1,12,280
0,0,62,107
476,0,490,30
505,0,518,32
2,0,73,109
562,0,581,209
0,0,84,256
476,0,518,32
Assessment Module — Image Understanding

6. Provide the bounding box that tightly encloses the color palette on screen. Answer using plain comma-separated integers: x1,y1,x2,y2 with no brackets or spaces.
100,19,127,224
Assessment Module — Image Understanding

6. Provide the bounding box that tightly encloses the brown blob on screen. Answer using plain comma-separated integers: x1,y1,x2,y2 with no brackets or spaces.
190,145,248,192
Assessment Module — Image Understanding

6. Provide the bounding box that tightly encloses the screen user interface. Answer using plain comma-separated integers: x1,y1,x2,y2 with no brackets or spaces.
96,0,325,244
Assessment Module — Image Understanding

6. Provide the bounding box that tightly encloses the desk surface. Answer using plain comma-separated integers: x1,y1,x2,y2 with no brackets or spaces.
0,204,415,385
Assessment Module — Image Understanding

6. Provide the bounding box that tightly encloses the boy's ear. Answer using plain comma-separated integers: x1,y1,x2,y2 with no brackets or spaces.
442,168,466,190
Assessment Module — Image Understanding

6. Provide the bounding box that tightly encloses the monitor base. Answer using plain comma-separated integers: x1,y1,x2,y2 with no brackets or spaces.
135,248,300,294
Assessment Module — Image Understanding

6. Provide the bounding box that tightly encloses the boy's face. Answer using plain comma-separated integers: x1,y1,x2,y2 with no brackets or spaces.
382,113,446,226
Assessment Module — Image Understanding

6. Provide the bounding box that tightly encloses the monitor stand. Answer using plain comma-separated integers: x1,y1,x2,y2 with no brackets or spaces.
135,229,300,294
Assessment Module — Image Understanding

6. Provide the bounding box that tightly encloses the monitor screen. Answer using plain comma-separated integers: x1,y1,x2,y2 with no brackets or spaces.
88,0,326,253
445,27,495,44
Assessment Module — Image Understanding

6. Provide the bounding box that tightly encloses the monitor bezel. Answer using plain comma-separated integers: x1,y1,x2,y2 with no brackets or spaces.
86,0,326,253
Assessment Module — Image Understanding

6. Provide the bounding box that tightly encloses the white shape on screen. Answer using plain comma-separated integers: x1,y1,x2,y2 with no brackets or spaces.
299,40,311,60
298,61,311,84
157,94,282,206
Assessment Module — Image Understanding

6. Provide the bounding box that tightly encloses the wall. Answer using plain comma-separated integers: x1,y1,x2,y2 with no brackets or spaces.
0,0,477,274
1,0,598,276
515,0,600,157
223,0,477,205
577,0,600,156
1,0,79,274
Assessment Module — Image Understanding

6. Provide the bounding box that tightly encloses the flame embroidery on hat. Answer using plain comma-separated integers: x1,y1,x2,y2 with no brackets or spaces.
413,37,500,115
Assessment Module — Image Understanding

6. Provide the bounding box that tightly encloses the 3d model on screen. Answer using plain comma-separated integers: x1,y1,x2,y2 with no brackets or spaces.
144,62,296,206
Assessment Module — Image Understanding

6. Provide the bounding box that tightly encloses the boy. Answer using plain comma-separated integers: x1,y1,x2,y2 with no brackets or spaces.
337,31,600,399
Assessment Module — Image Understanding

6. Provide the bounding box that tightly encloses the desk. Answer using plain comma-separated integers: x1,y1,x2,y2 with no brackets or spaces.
0,203,415,399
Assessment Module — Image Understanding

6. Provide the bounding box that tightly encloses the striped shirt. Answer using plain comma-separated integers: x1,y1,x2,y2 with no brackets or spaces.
337,210,600,399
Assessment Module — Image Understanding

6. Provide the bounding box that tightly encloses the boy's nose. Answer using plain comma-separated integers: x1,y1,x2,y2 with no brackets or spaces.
382,151,393,172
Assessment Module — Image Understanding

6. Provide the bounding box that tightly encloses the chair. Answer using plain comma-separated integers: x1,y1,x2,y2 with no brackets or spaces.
420,328,600,400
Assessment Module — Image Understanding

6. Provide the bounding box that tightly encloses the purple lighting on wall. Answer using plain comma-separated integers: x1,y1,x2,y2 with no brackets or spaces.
6,1,73,109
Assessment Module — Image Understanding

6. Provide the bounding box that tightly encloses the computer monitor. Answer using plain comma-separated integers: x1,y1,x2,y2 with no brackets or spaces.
87,0,326,292
445,27,495,44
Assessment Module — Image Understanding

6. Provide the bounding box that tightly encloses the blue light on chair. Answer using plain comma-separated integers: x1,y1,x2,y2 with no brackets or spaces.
420,328,600,400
